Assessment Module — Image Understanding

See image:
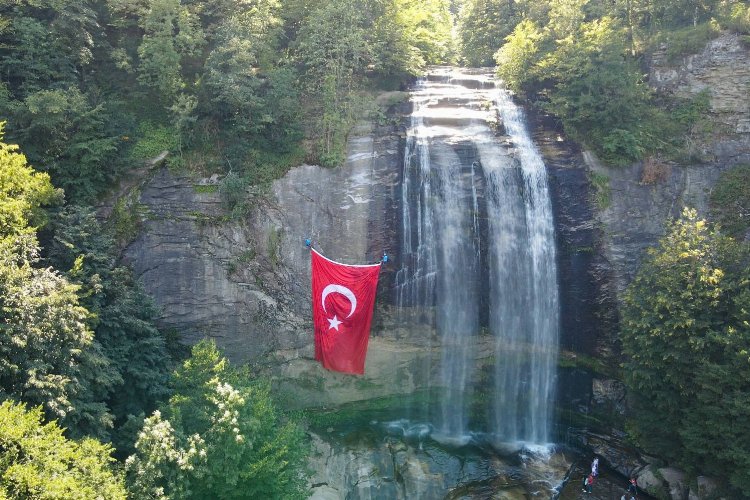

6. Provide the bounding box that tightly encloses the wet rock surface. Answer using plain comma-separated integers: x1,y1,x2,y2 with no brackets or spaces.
307,427,575,500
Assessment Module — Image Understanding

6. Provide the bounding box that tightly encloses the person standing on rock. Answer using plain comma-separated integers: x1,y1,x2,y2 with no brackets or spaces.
591,457,599,477
583,473,594,494
627,477,638,498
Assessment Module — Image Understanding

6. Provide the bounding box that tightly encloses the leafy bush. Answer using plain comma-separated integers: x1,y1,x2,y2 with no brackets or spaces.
589,171,612,209
126,340,309,500
710,163,750,239
658,21,721,62
717,2,750,34
0,400,127,499
621,209,750,493
128,122,179,162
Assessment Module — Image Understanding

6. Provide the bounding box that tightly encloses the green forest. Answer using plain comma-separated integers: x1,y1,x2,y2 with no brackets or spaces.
0,0,749,497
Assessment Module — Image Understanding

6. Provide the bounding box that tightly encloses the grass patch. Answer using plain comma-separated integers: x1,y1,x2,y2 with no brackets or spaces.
128,122,178,162
110,189,148,246
589,171,611,210
709,163,750,239
192,184,219,194
656,21,721,62
244,146,306,186
267,228,282,267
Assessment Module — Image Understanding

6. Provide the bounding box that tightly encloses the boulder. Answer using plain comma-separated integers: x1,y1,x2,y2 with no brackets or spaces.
309,485,340,500
636,465,666,497
659,467,688,500
688,476,719,500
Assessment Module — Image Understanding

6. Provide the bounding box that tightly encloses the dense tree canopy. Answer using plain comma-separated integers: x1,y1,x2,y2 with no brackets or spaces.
0,400,127,499
622,209,750,493
492,0,749,165
126,340,309,500
0,125,60,239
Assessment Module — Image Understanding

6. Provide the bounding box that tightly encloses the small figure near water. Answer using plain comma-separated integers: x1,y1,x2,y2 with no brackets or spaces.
581,473,595,494
591,457,599,477
628,476,638,498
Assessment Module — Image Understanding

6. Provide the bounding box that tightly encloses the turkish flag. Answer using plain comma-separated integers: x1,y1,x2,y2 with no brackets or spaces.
311,248,381,374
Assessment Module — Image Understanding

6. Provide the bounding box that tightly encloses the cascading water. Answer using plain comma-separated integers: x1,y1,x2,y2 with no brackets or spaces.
395,67,560,447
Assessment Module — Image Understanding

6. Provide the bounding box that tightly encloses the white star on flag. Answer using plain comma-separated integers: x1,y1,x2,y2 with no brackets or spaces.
327,315,343,331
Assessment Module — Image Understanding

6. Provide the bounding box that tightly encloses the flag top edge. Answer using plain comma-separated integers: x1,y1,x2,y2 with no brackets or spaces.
311,247,382,268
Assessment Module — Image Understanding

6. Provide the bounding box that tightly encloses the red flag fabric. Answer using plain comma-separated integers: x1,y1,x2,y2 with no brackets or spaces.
311,248,381,374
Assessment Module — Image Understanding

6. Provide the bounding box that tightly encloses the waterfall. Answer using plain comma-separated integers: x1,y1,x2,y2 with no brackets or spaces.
396,67,559,446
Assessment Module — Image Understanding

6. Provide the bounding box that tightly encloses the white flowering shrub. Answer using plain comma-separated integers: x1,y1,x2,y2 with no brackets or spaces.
126,340,308,499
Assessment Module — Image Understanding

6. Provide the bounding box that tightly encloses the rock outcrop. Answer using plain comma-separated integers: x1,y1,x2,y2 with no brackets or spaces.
594,32,750,294
307,430,572,499
122,111,435,404
651,32,750,165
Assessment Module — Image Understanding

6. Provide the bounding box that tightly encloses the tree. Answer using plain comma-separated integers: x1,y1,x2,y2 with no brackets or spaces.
0,235,116,440
201,0,301,150
494,19,546,94
0,132,114,439
43,206,172,455
540,17,659,165
137,0,204,105
393,0,455,66
458,0,520,66
621,208,750,493
0,124,61,240
7,88,122,203
0,400,127,499
126,340,309,499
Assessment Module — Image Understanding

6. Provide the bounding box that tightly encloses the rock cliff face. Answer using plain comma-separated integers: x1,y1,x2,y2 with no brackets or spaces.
122,104,471,406
651,32,750,164
590,32,750,296
567,32,750,500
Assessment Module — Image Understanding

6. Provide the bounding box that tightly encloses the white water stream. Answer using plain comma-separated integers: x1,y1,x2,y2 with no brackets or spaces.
395,67,560,448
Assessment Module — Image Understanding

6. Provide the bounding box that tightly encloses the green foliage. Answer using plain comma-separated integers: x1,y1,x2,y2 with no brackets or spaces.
3,88,123,203
1,0,459,197
710,163,750,239
129,122,179,162
110,191,147,246
393,0,455,66
657,21,721,62
0,136,116,439
589,171,612,209
0,235,115,440
0,127,61,240
126,340,309,500
621,208,750,493
458,0,520,66
716,1,750,33
200,1,303,152
44,206,171,455
0,400,127,499
495,20,545,94
545,18,660,165
492,0,739,166
137,0,205,103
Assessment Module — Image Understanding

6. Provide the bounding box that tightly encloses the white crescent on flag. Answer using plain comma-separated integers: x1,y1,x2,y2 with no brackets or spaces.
321,284,358,318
